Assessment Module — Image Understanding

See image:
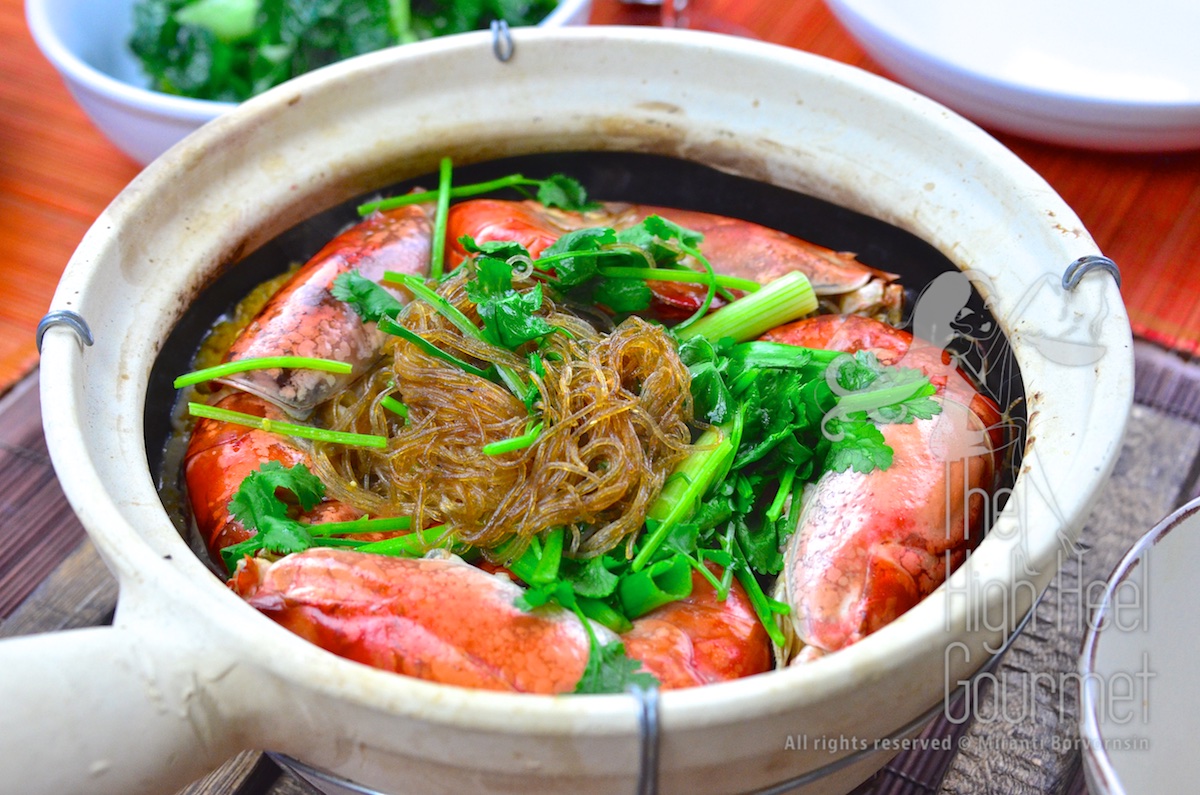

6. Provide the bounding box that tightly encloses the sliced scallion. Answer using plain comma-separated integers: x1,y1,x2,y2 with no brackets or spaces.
430,156,453,280
173,356,352,389
482,421,544,455
675,271,817,343
187,402,388,449
380,395,410,419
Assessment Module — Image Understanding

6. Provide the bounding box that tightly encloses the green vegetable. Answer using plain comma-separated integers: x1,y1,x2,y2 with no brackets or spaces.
430,156,453,279
188,401,389,448
481,420,545,455
131,0,559,102
330,268,403,320
380,394,409,419
173,355,352,388
573,639,659,695
358,172,599,216
618,554,693,616
174,0,259,41
219,461,413,570
674,271,817,343
463,257,558,350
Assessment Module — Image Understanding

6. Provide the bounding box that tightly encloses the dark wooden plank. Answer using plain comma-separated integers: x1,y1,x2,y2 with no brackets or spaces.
0,371,89,619
1132,340,1200,424
176,752,280,795
0,538,117,638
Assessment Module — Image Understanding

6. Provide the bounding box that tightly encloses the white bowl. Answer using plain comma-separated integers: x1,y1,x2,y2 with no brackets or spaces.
824,0,1200,152
1080,498,1200,794
26,0,593,166
10,26,1132,795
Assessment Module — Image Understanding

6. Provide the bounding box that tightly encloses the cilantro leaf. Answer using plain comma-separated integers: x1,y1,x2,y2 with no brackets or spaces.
825,419,894,474
457,235,533,265
641,214,704,250
570,557,621,599
573,640,659,695
227,460,325,529
678,336,736,424
832,350,883,391
463,257,558,350
331,269,403,323
251,513,317,556
536,174,600,212
538,228,617,287
590,276,653,313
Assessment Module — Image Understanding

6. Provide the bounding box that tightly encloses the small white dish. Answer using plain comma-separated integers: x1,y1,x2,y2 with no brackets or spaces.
26,0,592,166
823,0,1200,151
1080,497,1200,794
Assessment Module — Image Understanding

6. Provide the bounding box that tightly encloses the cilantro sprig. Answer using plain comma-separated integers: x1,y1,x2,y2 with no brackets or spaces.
358,172,600,216
219,461,413,572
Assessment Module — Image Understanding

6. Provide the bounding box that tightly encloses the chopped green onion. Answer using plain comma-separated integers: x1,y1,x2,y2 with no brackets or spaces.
356,524,450,556
675,271,817,343
383,272,534,406
632,423,737,572
530,527,564,585
308,516,412,536
595,266,760,294
377,315,493,379
577,596,633,635
384,272,483,340
187,402,388,449
380,395,409,419
619,555,694,617
482,421,544,455
173,356,352,389
501,534,541,582
430,156,453,280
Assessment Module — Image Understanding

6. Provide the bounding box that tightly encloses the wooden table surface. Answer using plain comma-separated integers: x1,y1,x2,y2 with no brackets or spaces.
2,0,1199,793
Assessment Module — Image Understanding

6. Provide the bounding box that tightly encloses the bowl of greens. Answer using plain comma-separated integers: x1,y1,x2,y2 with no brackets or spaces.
27,0,592,165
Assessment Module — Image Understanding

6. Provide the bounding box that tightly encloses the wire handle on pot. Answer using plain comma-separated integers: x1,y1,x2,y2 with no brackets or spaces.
1062,255,1120,291
491,20,515,62
36,309,93,354
629,683,661,795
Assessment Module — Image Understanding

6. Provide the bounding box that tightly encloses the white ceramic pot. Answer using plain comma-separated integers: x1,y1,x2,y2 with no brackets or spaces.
10,27,1131,795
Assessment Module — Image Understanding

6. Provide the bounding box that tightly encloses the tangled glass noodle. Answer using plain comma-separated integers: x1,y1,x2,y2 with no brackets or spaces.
309,268,695,560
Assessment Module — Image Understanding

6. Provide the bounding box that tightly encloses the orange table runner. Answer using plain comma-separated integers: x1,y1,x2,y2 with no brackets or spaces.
2,0,1198,397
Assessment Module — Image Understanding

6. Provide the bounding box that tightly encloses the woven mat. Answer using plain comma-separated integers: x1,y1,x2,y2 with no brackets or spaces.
4,341,1199,794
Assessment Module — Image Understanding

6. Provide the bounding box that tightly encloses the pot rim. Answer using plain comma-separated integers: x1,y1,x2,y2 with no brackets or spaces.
38,23,1132,755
